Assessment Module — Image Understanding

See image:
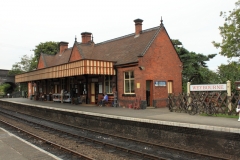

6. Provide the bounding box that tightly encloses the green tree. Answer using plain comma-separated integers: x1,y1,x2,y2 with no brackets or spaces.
217,61,240,91
0,83,11,96
198,67,220,84
9,54,34,75
9,41,59,93
30,41,59,70
9,41,59,75
33,41,59,61
212,0,240,58
172,39,217,92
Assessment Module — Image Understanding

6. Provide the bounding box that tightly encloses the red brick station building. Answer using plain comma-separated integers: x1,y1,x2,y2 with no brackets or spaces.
15,18,182,109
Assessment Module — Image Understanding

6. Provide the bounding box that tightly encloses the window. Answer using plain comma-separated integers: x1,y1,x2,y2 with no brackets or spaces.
104,75,113,94
124,71,134,94
167,81,173,93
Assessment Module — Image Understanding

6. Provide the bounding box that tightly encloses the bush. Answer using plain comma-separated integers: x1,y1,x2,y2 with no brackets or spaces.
0,83,11,95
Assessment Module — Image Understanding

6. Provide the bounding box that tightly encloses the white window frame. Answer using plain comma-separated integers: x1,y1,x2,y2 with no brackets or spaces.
124,71,135,94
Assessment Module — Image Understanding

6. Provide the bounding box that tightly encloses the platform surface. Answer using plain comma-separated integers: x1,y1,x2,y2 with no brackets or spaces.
0,128,60,160
1,98,240,134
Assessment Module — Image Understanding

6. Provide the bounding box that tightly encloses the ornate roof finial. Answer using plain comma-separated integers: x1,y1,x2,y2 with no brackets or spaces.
160,16,163,26
75,35,77,42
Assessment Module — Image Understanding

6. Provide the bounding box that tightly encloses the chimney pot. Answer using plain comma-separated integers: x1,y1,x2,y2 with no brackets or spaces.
81,32,92,44
59,41,68,54
134,19,143,35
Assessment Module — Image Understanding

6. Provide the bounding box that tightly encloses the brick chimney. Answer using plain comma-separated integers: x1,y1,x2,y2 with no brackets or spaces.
59,41,69,53
134,19,143,35
81,32,92,43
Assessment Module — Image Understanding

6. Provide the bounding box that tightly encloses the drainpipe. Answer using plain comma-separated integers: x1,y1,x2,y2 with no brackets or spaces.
115,68,118,94
114,68,118,107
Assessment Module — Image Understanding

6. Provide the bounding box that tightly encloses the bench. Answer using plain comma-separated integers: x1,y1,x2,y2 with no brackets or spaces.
97,95,114,107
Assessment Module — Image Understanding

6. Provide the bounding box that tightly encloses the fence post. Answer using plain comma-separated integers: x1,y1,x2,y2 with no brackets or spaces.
227,80,232,111
187,82,191,96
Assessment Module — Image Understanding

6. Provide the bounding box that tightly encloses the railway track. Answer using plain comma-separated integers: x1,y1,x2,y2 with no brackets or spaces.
0,107,228,160
0,120,93,160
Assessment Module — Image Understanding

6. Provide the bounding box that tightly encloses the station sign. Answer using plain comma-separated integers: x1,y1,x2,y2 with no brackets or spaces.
190,84,227,91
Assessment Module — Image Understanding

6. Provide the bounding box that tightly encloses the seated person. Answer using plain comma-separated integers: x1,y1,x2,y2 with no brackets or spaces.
99,92,108,107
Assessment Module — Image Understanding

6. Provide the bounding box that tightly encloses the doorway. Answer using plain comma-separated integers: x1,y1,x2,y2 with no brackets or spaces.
146,80,153,106
90,83,96,104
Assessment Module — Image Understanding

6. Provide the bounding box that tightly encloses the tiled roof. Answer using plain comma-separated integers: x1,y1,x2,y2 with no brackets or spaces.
87,26,160,65
41,26,161,67
42,47,72,67
76,43,94,59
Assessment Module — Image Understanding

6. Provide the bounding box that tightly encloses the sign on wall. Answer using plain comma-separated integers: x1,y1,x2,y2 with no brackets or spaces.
190,84,227,91
155,81,166,86
137,83,140,88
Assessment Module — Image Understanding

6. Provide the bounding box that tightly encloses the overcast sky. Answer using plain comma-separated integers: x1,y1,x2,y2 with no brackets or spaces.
0,0,237,71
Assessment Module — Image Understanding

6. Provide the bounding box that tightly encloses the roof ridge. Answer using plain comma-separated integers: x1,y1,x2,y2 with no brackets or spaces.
96,26,160,46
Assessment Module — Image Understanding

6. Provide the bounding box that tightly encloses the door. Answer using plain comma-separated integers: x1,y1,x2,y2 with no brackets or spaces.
90,83,95,104
167,81,173,93
146,80,153,106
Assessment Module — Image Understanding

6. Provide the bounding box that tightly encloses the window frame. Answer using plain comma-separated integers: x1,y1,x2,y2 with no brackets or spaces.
124,71,135,94
104,75,113,94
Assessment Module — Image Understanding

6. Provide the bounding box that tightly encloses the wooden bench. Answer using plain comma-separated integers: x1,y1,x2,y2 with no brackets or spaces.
97,95,114,107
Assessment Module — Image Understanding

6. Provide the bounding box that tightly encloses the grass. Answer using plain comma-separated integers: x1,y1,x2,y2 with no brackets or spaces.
200,113,239,119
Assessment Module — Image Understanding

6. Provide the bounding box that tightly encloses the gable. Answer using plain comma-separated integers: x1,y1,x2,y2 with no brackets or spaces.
143,27,181,64
37,54,45,69
139,26,182,78
69,44,82,62
156,27,181,63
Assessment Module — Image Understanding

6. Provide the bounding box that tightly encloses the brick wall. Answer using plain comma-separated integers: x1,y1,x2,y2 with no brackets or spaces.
117,27,182,108
69,45,82,62
37,55,45,69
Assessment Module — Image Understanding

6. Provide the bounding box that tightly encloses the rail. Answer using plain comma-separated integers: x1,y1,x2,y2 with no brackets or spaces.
0,107,228,160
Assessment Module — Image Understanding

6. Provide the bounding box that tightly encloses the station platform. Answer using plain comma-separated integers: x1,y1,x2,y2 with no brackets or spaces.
0,128,60,160
1,98,239,134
